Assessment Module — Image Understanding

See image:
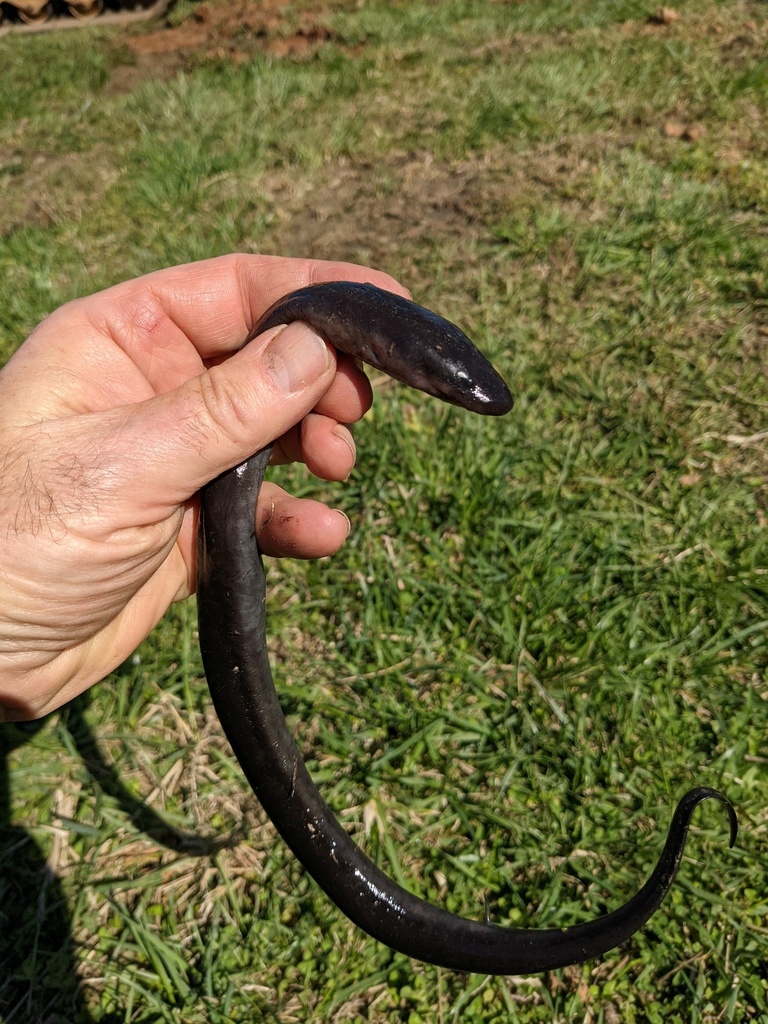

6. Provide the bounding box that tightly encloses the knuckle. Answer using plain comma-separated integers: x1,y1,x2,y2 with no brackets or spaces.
196,366,258,449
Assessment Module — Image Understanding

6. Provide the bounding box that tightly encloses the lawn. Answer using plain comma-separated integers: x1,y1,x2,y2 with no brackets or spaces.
0,0,766,1021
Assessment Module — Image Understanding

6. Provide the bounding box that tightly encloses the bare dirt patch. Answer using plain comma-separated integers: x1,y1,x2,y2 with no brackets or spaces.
117,0,355,80
99,0,359,96
254,142,601,273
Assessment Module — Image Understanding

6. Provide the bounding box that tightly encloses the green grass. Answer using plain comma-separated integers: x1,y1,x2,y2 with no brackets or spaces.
1,0,767,1021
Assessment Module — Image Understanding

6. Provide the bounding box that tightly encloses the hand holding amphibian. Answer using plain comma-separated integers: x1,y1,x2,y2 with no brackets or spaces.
0,255,401,719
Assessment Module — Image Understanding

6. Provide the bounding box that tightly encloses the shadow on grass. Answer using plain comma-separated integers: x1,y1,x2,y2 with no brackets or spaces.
0,715,92,1024
0,692,241,1023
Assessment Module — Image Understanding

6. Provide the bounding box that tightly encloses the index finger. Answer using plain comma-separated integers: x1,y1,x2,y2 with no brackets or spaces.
95,254,412,361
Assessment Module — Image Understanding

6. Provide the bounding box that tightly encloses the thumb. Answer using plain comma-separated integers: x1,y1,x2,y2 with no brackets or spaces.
119,321,336,505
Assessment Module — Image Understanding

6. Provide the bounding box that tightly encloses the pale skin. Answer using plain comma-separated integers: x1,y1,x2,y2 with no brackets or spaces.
0,254,409,721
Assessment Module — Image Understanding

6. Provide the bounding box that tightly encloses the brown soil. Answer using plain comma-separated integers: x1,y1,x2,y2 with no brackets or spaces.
91,0,371,104
115,0,357,82
255,142,599,276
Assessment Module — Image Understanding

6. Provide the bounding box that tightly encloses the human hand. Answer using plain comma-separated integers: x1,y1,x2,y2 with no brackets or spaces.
0,254,408,720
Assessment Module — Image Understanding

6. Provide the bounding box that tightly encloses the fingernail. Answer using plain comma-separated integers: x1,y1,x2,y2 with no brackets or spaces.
332,425,356,462
334,508,351,537
263,323,331,393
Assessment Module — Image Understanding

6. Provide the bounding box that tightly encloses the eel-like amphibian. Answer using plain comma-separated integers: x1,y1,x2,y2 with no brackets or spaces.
196,281,736,974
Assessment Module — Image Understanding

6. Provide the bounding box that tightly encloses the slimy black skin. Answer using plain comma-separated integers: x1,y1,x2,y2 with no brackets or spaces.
196,281,736,974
